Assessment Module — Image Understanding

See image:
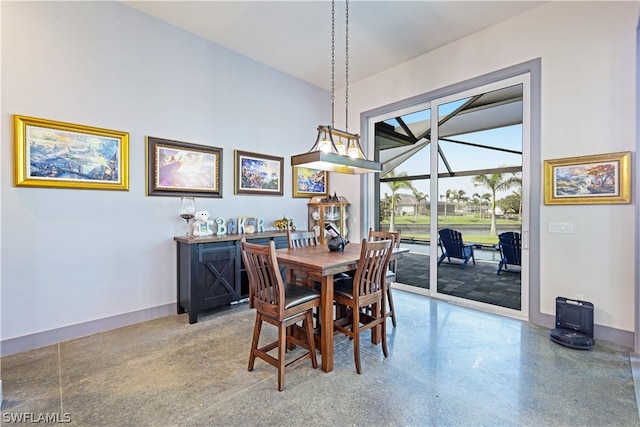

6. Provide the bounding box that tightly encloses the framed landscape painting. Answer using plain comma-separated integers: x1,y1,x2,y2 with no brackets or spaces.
234,150,284,195
544,151,631,205
14,115,129,190
293,166,329,198
146,136,222,198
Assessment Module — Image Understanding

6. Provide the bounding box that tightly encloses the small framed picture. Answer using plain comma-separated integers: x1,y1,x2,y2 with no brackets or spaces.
234,150,284,196
293,166,329,198
544,151,631,205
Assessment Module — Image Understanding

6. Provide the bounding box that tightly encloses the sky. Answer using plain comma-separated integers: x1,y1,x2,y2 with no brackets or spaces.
379,107,523,203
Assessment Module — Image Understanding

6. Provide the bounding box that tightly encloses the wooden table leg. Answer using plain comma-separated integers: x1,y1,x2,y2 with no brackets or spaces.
320,275,334,372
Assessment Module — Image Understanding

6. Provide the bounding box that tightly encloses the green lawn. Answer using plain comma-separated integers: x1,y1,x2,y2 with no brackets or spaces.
381,214,521,246
381,214,521,226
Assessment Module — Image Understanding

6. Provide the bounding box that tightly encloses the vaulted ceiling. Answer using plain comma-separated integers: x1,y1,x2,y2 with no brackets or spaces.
122,1,546,90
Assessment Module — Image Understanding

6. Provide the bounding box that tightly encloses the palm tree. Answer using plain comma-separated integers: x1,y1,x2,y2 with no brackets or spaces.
441,189,454,221
473,173,519,235
411,188,427,221
452,189,467,213
383,170,413,232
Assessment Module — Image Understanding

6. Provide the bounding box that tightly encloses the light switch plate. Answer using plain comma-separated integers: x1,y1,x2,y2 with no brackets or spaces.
548,222,573,233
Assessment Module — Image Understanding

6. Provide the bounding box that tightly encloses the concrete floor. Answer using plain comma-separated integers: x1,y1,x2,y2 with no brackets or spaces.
1,289,638,426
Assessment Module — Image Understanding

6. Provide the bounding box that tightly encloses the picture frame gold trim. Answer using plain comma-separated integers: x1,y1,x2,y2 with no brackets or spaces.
292,166,329,198
146,136,222,198
544,151,631,205
14,115,129,190
234,150,284,196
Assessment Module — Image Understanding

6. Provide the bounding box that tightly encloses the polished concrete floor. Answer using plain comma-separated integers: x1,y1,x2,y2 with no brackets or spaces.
1,289,638,426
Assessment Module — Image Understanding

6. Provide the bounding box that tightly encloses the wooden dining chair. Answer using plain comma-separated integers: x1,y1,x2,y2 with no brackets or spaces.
368,228,400,327
240,238,320,391
333,238,393,374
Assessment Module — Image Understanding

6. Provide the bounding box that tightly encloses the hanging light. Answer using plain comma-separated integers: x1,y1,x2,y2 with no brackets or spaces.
291,0,382,175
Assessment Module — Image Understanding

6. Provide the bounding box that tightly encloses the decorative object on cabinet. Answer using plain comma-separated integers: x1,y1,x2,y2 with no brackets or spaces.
174,231,288,324
290,0,382,175
146,136,222,198
292,166,329,198
179,197,196,236
273,216,296,231
14,114,129,190
234,150,284,195
192,210,214,236
544,151,631,205
308,194,350,244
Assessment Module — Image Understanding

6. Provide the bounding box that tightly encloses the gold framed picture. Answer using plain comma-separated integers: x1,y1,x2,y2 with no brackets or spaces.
292,166,329,198
544,151,631,205
14,115,129,190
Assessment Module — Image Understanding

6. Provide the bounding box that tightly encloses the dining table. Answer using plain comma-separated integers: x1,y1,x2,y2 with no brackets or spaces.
276,241,409,372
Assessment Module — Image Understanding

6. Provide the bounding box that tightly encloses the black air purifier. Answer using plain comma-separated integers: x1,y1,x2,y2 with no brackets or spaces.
549,297,595,350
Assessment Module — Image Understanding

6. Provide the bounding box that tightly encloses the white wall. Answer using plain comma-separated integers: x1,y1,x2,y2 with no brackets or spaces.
334,1,638,337
1,2,329,347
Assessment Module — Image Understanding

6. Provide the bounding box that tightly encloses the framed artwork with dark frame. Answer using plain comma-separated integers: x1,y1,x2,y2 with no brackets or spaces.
234,150,284,196
544,151,631,205
292,166,330,198
14,115,129,190
146,136,222,198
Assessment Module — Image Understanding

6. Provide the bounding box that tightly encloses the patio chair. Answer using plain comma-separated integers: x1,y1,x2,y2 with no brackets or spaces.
497,232,522,275
437,228,476,270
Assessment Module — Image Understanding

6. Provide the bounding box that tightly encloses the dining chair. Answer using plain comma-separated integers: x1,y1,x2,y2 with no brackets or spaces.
286,230,320,289
368,228,400,327
240,238,320,391
287,229,318,248
333,238,393,374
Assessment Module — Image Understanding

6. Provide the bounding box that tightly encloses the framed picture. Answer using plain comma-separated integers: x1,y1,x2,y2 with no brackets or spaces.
146,136,222,198
14,115,129,190
292,166,330,198
234,150,284,196
544,151,631,205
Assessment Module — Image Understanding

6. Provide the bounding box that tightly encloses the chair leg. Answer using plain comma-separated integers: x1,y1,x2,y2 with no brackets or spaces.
277,322,287,391
353,308,361,374
303,311,318,369
248,314,262,371
386,285,397,327
381,305,389,358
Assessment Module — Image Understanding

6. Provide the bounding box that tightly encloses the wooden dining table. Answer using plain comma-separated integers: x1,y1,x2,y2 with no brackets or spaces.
276,242,408,372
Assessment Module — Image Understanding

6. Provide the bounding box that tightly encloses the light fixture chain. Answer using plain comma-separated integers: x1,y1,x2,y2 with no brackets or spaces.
331,0,336,128
345,0,349,132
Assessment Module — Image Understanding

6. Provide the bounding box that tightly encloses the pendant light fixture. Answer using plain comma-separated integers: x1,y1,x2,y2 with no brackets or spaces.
291,0,382,175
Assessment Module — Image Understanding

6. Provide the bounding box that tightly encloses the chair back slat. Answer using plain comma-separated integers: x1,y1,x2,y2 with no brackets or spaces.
368,228,401,273
287,230,318,248
240,239,285,315
352,239,393,297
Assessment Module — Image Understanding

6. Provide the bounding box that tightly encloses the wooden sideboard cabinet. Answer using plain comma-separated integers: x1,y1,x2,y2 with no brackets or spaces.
174,231,287,324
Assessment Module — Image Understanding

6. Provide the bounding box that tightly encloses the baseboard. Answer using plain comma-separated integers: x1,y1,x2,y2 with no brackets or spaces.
392,285,634,349
1,303,175,356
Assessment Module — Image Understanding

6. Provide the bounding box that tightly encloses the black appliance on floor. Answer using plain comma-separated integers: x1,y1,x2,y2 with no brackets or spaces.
549,296,595,350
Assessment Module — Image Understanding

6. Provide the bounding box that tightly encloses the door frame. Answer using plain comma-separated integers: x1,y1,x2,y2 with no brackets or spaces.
362,59,541,322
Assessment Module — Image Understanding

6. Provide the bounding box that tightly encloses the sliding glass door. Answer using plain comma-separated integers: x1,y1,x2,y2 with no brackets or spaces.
371,73,530,320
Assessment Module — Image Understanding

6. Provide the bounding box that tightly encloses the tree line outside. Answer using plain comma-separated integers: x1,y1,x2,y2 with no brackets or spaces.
380,170,522,245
